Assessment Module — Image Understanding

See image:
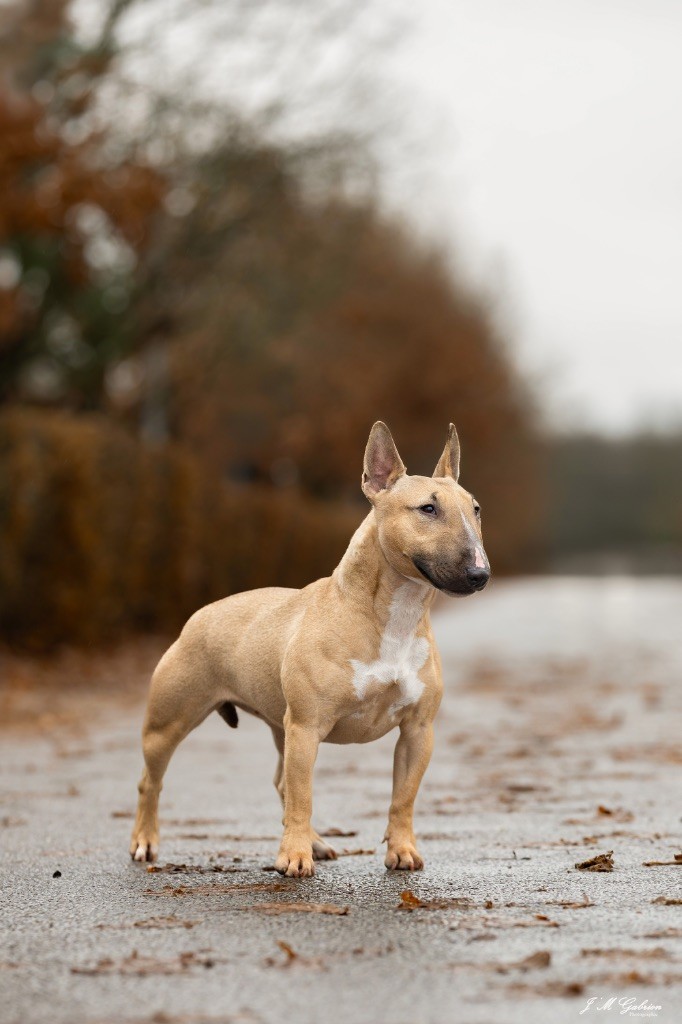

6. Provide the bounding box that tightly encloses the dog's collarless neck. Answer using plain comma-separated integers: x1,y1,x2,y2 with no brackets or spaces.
333,512,433,624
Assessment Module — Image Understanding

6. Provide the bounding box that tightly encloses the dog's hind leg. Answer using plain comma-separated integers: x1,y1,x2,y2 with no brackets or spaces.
270,727,337,862
130,654,216,863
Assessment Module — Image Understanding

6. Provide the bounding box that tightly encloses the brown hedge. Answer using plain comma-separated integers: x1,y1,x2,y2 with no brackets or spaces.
0,408,361,649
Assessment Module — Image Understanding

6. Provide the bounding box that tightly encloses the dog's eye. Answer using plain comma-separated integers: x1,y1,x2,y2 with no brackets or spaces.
419,504,437,516
473,502,481,517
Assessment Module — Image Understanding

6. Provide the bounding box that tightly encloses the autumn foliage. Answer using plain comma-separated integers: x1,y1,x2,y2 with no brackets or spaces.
0,407,360,648
0,0,544,648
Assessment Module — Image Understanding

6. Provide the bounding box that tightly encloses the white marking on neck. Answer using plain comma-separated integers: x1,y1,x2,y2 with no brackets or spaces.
350,582,429,716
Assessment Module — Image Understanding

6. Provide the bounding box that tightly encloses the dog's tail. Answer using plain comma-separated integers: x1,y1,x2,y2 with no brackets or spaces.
217,701,239,728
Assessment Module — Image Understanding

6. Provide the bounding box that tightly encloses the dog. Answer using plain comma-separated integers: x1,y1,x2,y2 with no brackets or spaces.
130,421,490,876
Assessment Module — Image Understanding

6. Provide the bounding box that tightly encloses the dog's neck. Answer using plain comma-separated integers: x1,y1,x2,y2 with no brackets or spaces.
333,512,435,627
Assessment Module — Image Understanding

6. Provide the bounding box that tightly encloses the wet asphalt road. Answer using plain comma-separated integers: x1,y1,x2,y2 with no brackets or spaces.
1,578,682,1024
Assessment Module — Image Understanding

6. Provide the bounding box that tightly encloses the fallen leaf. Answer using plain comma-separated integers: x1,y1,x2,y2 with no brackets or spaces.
397,890,472,911
319,828,357,837
337,848,375,857
545,893,594,909
652,896,682,906
144,881,289,897
146,863,247,875
263,939,325,970
247,902,349,916
134,917,199,930
642,859,682,867
71,950,216,976
514,950,551,970
581,947,670,960
596,805,633,821
575,851,614,872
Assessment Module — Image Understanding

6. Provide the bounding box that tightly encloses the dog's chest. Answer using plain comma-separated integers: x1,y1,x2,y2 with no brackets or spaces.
349,584,430,719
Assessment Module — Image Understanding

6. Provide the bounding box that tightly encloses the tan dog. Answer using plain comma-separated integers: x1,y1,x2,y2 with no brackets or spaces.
130,422,490,876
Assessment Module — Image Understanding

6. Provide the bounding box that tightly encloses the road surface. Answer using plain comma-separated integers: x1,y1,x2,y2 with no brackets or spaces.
1,578,681,1024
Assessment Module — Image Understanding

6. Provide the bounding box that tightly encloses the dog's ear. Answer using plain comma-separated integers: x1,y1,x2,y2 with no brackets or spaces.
433,422,461,481
362,421,406,502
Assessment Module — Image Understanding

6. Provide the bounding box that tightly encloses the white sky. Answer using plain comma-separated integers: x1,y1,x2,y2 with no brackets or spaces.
80,0,682,434
378,0,682,433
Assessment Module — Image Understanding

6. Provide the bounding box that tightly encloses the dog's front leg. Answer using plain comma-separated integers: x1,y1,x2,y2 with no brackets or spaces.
384,720,434,870
275,715,319,877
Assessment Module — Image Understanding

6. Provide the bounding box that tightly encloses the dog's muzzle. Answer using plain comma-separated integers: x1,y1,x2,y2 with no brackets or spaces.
412,557,489,596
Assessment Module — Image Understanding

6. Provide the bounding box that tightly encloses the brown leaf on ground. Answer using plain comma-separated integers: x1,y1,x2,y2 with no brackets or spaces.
545,893,594,909
110,810,133,819
506,783,549,793
95,916,199,931
581,947,670,960
71,950,216,976
589,969,656,986
513,950,551,970
247,902,349,916
337,848,375,857
263,939,326,970
397,890,472,911
319,827,357,837
575,851,614,872
143,881,289,897
596,805,634,821
641,928,682,939
652,896,682,906
449,949,553,974
642,859,682,867
133,916,199,930
507,980,585,998
146,863,247,875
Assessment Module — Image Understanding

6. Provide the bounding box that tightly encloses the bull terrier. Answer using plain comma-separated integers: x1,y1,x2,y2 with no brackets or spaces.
130,421,490,876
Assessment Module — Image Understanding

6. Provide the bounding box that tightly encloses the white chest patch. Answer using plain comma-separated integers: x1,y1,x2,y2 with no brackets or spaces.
350,583,429,717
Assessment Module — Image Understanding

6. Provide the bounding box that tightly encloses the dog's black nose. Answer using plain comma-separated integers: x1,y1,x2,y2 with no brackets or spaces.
466,566,490,591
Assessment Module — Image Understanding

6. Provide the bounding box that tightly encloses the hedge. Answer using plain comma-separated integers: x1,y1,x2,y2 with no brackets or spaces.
0,408,361,649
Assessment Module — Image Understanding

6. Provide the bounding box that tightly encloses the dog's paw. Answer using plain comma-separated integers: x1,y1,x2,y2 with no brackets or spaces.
275,841,315,877
385,843,424,871
311,832,338,861
130,832,158,863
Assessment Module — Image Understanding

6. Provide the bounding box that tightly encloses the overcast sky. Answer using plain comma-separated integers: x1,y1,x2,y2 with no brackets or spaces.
378,0,682,433
100,0,682,435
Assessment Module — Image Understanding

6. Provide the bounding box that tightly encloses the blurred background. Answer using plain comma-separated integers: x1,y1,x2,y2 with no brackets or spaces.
0,0,680,652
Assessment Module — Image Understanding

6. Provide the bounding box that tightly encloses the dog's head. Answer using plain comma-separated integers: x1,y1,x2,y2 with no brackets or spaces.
361,421,490,596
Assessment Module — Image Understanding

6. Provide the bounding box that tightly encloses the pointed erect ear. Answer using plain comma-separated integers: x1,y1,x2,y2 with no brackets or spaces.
433,422,461,481
362,421,406,502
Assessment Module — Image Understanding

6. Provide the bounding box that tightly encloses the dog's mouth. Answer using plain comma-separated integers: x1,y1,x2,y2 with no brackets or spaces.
411,558,476,596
